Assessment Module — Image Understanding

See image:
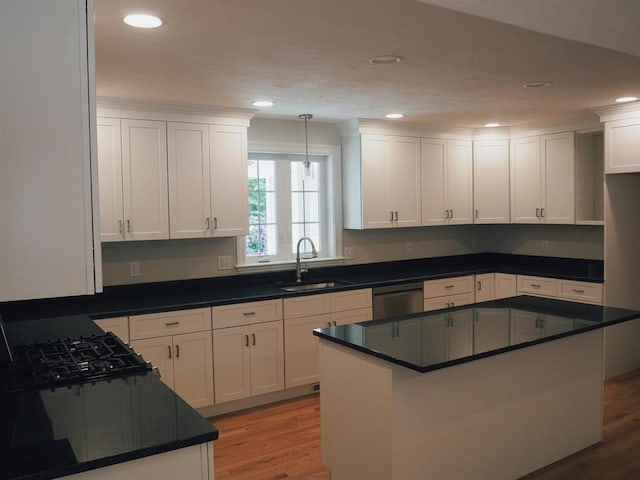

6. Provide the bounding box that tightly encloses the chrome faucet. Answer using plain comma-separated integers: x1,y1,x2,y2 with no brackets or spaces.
296,237,318,283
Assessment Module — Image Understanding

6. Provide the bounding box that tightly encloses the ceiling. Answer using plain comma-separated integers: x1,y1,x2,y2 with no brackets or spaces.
94,0,640,128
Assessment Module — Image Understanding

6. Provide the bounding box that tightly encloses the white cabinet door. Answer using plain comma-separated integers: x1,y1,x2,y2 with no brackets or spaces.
97,118,124,241
167,122,211,239
474,273,495,303
173,330,214,409
249,320,285,396
361,134,392,228
495,273,517,299
473,139,510,223
0,0,100,301
543,132,575,224
131,336,175,389
121,119,169,240
389,136,421,227
421,139,447,225
510,136,542,223
210,125,249,237
285,314,331,388
605,118,640,173
446,140,473,224
213,325,251,404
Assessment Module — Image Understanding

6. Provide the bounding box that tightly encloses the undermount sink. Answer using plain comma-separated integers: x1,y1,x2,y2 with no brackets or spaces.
280,281,350,292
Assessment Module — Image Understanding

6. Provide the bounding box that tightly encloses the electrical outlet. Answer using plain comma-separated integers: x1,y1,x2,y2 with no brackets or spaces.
344,246,356,259
405,242,413,255
541,240,549,252
217,255,233,270
129,261,141,277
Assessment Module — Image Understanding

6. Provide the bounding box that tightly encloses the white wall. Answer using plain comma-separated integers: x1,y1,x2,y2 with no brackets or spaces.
248,117,341,146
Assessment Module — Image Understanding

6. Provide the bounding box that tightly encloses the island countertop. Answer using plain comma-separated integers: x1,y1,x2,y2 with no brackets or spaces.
313,295,640,373
0,316,218,480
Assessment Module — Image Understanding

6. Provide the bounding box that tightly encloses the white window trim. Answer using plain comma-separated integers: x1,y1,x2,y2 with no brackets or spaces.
237,141,344,273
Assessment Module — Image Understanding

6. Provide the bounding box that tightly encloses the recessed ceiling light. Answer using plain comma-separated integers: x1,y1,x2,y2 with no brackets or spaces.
123,14,163,28
368,55,403,65
522,81,553,89
385,113,404,119
615,96,639,103
484,122,501,128
252,100,274,107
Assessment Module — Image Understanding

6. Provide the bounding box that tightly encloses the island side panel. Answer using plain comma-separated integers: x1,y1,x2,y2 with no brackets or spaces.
391,330,604,480
319,340,393,480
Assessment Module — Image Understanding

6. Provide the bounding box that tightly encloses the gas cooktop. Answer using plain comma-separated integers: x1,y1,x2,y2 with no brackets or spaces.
4,332,151,392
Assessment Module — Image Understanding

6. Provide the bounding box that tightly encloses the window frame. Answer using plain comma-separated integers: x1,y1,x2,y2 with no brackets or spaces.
236,141,344,273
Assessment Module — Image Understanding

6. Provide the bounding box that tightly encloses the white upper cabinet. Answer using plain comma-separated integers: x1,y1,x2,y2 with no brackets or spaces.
0,0,101,300
473,139,510,224
209,125,249,237
97,118,124,242
421,139,473,225
349,134,421,229
510,132,575,224
121,119,169,240
168,122,211,238
604,117,640,174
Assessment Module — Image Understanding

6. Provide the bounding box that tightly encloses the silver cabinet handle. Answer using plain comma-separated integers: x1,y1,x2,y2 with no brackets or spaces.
444,210,449,219
449,209,453,218
530,284,541,288
252,333,256,346
445,285,454,289
245,334,249,347
573,289,585,294
395,211,399,221
475,209,479,219
535,208,540,218
390,211,394,221
118,219,123,234
395,326,400,337
213,217,218,229
477,281,482,291
168,345,172,359
540,208,545,218
242,311,256,316
333,321,337,327
127,219,131,232
165,321,180,327
175,345,180,358
205,217,211,230
327,322,332,327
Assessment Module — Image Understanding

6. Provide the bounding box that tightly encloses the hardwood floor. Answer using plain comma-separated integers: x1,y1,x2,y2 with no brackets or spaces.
211,370,640,480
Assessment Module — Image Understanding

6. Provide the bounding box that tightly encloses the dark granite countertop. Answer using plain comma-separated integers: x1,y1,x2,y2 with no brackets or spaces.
0,254,604,322
0,316,218,480
313,296,639,373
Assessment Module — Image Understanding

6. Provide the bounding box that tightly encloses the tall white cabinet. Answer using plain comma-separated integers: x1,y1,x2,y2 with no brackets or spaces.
421,138,473,225
0,0,101,301
510,132,575,224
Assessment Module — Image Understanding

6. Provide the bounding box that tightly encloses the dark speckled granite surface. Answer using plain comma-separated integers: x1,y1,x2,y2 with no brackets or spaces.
0,316,218,480
313,296,639,373
0,253,604,322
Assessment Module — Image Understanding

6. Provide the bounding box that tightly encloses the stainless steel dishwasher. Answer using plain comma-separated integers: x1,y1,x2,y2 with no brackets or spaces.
372,282,424,320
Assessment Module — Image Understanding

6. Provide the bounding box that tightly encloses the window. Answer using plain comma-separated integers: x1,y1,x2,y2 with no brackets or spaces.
238,144,342,268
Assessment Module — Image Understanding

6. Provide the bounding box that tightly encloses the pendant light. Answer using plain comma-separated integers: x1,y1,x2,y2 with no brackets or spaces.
299,113,313,178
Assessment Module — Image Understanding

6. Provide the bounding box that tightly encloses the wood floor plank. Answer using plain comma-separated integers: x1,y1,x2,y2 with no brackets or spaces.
211,370,640,479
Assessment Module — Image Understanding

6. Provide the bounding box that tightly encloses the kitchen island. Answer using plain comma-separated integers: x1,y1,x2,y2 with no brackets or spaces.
314,296,640,480
0,315,218,480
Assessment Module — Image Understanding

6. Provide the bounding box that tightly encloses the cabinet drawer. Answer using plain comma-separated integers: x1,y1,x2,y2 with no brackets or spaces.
517,275,558,297
424,275,474,299
130,308,212,340
284,294,331,319
558,280,603,305
213,299,283,329
331,307,372,326
330,288,372,312
424,292,475,312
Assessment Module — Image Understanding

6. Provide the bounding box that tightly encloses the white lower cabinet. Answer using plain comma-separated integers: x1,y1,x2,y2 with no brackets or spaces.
517,275,603,305
129,309,214,409
283,289,372,388
212,300,284,404
423,275,475,311
93,317,129,343
474,273,495,303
